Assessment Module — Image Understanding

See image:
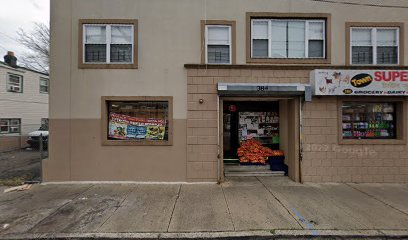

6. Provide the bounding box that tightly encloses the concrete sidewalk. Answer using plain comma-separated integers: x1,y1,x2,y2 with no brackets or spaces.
0,177,407,239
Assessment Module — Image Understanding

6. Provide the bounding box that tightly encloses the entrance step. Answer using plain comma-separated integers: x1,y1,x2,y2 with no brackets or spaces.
224,164,285,177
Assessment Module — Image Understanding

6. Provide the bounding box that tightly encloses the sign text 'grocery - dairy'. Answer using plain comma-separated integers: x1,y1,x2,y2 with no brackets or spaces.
311,70,408,96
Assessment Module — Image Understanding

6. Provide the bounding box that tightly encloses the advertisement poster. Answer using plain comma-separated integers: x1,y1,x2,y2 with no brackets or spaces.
311,69,408,96
109,113,166,140
238,112,279,144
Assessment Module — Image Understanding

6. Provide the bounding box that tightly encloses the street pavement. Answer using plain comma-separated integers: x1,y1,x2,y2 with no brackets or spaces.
0,176,407,239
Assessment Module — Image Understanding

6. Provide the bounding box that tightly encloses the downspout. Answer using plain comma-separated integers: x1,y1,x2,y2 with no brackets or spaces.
299,96,304,183
217,95,221,183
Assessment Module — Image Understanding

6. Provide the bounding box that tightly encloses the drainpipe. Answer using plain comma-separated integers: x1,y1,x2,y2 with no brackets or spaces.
217,95,221,183
299,96,304,183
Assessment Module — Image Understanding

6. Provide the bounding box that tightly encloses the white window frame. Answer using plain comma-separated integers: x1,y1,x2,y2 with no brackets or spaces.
350,27,399,65
0,119,21,134
251,19,326,59
83,24,134,64
39,77,49,94
205,25,232,64
6,73,23,93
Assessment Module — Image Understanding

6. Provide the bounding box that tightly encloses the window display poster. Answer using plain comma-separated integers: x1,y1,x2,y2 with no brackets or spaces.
109,112,166,140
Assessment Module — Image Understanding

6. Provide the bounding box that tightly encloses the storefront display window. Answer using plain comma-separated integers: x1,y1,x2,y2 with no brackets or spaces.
102,97,172,145
342,102,396,139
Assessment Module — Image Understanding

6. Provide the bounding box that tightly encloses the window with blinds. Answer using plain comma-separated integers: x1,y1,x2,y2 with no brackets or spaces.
351,27,399,65
83,24,134,64
205,25,231,64
251,19,325,59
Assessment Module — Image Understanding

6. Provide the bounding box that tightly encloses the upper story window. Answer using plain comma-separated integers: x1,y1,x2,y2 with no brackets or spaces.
201,20,236,64
40,77,49,94
79,19,138,69
0,119,21,134
350,27,399,65
251,19,325,59
7,73,23,93
246,13,331,64
206,25,231,64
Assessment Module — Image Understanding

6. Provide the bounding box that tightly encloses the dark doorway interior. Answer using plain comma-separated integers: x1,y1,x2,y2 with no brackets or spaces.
223,101,279,163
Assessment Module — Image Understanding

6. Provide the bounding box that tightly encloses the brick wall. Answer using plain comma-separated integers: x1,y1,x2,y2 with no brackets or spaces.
186,68,309,181
302,97,408,183
186,68,408,183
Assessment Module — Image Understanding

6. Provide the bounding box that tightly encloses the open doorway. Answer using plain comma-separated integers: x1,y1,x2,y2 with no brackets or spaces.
220,98,300,182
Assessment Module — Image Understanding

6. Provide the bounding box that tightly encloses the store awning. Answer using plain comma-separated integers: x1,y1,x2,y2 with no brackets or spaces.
217,83,312,101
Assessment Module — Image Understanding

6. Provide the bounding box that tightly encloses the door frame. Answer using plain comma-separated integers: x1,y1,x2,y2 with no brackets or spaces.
218,96,301,183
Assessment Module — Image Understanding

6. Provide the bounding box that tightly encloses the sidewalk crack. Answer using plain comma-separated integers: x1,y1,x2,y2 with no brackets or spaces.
221,184,236,231
345,183,408,216
256,177,304,229
26,184,95,233
97,186,135,230
166,184,181,232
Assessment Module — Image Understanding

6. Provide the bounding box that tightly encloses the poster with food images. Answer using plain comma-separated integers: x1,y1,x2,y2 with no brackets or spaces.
146,126,166,140
108,113,166,140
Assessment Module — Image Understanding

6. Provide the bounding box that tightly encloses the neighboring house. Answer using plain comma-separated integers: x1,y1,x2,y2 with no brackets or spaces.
0,51,49,152
45,0,408,183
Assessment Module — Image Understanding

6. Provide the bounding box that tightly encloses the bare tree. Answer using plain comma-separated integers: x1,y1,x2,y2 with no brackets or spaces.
17,22,49,74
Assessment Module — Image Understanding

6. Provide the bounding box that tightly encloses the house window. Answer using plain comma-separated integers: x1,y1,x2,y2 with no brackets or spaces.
40,77,49,93
350,27,399,65
6,73,23,93
102,96,173,145
79,19,138,69
205,25,231,64
251,19,326,59
0,119,21,134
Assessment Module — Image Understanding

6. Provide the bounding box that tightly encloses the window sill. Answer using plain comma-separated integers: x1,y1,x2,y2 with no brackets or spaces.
79,63,138,69
338,138,406,145
102,139,172,146
246,58,331,64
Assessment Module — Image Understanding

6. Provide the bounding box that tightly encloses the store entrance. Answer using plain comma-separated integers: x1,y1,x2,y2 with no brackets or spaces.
223,101,280,160
223,100,287,176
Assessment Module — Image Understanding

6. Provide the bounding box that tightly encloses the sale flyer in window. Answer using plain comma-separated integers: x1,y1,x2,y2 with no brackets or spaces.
108,112,166,140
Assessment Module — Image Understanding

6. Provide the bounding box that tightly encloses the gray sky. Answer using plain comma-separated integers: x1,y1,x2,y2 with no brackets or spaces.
0,0,49,59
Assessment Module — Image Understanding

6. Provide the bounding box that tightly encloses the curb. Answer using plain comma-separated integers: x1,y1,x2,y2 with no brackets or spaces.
1,230,408,240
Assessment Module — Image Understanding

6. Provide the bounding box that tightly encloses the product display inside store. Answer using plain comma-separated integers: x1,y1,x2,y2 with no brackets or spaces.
342,102,396,139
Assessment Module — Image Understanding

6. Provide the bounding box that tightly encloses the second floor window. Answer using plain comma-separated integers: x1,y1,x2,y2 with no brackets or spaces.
7,73,23,93
351,27,399,65
40,77,49,94
83,24,134,64
205,25,231,64
251,19,326,59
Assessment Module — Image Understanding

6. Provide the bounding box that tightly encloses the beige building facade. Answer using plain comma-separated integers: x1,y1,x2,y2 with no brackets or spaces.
45,0,408,183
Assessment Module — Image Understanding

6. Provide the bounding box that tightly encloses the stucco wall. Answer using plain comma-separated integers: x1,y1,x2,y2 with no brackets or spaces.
47,0,408,182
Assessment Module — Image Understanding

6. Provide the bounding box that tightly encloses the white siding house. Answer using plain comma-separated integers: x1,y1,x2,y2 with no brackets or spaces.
0,52,49,152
